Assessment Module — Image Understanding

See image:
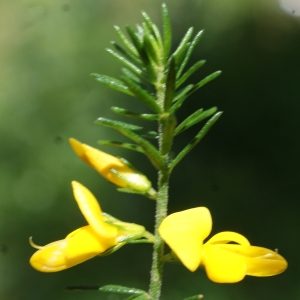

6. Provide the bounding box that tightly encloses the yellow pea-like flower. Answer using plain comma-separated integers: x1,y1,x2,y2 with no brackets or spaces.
69,138,152,193
158,207,287,283
29,181,145,272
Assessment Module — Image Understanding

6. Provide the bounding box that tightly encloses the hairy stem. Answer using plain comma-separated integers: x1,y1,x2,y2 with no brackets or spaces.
148,165,169,299
148,67,171,299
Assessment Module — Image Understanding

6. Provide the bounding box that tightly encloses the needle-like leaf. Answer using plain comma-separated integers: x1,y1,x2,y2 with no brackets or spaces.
177,30,204,79
176,60,206,88
169,112,223,170
174,106,218,135
162,3,172,61
98,140,144,153
114,25,139,56
91,74,134,96
95,118,165,170
121,76,162,113
111,106,159,120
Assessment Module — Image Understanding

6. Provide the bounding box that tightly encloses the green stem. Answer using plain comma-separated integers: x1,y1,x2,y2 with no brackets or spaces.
148,66,171,299
148,166,169,300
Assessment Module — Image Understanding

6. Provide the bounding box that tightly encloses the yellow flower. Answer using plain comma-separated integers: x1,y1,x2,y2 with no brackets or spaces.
29,181,145,272
158,207,288,283
69,138,152,193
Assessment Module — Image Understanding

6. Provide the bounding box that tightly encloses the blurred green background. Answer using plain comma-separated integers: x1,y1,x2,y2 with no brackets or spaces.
0,0,299,299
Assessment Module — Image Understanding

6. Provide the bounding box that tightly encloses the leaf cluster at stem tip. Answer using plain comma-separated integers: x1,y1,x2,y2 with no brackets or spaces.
92,3,222,172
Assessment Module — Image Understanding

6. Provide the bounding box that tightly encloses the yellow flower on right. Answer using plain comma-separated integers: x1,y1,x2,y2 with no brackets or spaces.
158,207,287,283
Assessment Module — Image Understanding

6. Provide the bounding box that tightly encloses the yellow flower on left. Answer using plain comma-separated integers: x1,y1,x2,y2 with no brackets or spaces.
30,181,119,272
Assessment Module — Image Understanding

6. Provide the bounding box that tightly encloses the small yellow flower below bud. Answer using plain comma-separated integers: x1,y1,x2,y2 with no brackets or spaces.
29,181,146,272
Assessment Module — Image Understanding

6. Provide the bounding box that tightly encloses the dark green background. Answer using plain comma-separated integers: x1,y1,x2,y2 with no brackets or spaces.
0,0,299,299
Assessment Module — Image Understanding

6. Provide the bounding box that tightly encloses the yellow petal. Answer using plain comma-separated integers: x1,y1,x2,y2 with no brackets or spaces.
69,138,151,192
202,244,247,283
30,239,70,272
83,145,128,186
69,138,129,187
205,231,250,246
71,181,117,239
69,138,92,166
217,244,288,276
65,225,117,261
159,207,212,272
30,226,116,272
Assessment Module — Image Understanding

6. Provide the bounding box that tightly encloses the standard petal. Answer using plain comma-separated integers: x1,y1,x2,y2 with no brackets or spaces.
217,244,288,276
72,181,117,238
202,245,247,283
205,231,250,246
159,207,212,272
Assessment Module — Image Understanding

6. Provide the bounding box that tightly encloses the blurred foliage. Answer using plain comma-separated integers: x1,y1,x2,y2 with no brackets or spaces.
0,0,299,299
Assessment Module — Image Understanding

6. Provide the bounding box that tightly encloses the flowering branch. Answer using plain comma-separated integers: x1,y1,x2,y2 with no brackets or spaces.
29,3,287,300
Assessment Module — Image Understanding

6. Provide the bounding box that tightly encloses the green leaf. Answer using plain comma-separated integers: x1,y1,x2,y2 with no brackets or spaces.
193,70,222,92
164,56,176,111
143,24,160,65
162,3,172,61
95,118,157,139
112,26,155,82
125,25,157,81
141,11,163,49
174,106,218,135
174,43,190,72
171,71,221,113
122,68,142,84
111,106,159,120
135,24,144,41
176,60,206,88
95,118,165,170
125,25,146,61
177,30,204,79
65,284,146,295
98,285,147,295
169,112,223,170
98,140,144,153
183,295,204,300
169,92,189,113
173,27,194,67
91,73,134,96
174,84,194,102
121,76,162,113
175,108,204,135
96,119,141,131
114,25,139,56
111,41,143,67
106,48,143,76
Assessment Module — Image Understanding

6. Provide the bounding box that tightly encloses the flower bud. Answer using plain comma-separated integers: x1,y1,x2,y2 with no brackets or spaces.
69,138,152,193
